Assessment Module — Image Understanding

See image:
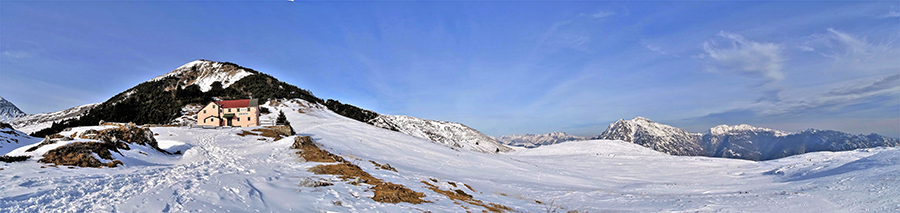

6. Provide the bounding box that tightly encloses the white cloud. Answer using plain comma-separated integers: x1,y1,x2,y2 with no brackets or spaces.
701,31,785,84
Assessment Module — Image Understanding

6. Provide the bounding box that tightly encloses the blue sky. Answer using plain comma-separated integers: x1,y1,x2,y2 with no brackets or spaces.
1,1,898,137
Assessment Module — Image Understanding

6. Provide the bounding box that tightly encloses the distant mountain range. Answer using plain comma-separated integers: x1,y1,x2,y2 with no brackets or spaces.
3,103,98,135
597,117,899,161
495,132,586,148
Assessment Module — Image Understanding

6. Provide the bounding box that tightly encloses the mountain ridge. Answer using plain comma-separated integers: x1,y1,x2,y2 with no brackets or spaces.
598,117,899,161
495,132,587,148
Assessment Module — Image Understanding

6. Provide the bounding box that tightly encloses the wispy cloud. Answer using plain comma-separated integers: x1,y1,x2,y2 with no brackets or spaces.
804,28,899,72
592,10,616,19
796,45,815,52
701,31,785,84
880,7,900,18
760,74,900,115
684,74,900,134
642,41,666,55
1,51,33,59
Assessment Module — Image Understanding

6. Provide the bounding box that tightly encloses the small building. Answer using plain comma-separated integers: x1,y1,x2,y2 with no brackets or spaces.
197,99,260,127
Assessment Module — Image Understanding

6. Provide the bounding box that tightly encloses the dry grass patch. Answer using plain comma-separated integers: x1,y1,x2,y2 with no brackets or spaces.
291,136,428,204
237,127,291,141
39,142,123,168
291,136,345,163
369,160,398,172
464,183,476,192
421,181,512,213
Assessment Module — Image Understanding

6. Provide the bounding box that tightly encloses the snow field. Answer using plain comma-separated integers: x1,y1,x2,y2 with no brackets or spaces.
0,98,897,212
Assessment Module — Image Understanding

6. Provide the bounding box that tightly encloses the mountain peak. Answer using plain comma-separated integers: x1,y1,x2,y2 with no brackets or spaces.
150,60,256,92
630,116,654,123
0,96,27,120
598,117,705,156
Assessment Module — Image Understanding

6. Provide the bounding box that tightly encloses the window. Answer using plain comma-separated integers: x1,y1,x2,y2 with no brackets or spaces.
237,117,240,121
203,110,206,114
228,109,231,112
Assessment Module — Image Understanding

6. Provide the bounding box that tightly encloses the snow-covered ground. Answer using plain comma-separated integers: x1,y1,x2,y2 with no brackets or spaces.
1,99,898,212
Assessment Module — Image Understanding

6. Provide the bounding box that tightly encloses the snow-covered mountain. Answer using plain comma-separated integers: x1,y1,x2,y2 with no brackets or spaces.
704,125,900,161
597,117,899,161
1,123,41,155
597,117,706,156
369,114,513,153
3,98,898,212
4,103,99,135
150,60,256,92
0,96,26,120
24,60,511,155
495,132,586,148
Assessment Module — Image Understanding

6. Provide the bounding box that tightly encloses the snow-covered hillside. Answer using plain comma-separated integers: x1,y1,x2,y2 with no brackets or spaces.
495,132,586,148
3,98,897,212
4,103,99,135
367,114,513,153
150,60,255,92
0,96,26,121
597,117,706,156
1,123,40,155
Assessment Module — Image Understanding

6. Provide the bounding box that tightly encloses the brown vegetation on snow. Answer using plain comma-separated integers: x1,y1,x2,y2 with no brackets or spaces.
421,181,512,213
236,126,291,141
38,142,123,168
39,123,168,168
290,136,428,204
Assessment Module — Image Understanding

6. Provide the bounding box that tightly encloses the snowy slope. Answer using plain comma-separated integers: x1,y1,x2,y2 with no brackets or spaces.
150,60,255,92
495,132,586,148
1,98,898,212
0,96,26,121
597,117,706,156
1,123,40,156
369,114,513,153
4,103,99,135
